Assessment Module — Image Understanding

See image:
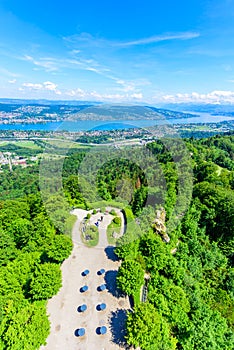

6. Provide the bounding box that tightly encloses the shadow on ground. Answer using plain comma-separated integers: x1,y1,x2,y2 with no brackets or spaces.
109,309,131,348
104,270,124,298
105,246,119,262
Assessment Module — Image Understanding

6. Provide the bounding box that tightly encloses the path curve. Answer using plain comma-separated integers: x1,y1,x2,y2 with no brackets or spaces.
71,207,125,248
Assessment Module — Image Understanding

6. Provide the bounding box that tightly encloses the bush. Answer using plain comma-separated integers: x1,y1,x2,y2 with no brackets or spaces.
30,263,62,300
109,209,117,216
92,209,97,214
117,259,144,296
113,216,121,225
86,213,91,219
45,234,73,263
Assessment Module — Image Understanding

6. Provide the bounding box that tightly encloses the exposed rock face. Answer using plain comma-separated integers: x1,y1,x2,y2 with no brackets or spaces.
153,208,166,233
152,208,170,243
135,177,141,189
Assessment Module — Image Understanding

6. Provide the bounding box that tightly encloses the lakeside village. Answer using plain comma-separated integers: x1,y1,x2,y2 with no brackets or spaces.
0,128,151,142
0,120,233,144
0,152,38,170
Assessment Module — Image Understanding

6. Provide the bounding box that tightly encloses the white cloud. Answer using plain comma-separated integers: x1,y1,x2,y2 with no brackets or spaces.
115,79,137,92
22,53,110,77
115,32,200,48
43,81,59,92
65,31,200,49
22,82,43,90
8,79,16,84
65,88,143,102
65,88,86,98
20,52,146,97
158,90,234,104
22,55,59,72
130,93,143,99
21,81,61,95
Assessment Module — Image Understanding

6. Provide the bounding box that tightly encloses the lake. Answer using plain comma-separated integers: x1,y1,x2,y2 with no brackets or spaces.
0,113,233,132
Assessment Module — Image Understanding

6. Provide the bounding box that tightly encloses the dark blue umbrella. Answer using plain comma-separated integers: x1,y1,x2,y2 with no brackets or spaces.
98,269,105,275
82,269,90,276
99,284,106,291
97,303,106,311
100,326,107,334
100,303,106,310
80,304,87,312
80,285,88,293
77,328,85,337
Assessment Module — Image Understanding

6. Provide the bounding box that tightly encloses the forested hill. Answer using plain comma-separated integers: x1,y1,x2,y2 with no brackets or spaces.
115,134,234,350
0,134,233,349
0,101,197,123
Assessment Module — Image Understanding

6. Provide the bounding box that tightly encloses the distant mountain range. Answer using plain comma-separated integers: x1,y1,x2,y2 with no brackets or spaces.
67,104,197,120
0,99,234,123
0,98,102,106
161,103,234,115
0,100,198,122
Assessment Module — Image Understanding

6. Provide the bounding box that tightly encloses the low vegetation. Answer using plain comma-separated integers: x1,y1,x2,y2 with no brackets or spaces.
81,224,99,247
106,216,121,245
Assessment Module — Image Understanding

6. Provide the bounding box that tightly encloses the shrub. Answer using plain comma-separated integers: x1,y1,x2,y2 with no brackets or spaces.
113,216,121,225
109,209,117,216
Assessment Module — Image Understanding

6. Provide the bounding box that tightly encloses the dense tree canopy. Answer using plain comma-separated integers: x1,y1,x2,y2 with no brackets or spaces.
126,303,177,350
115,134,234,350
0,162,73,349
117,259,144,296
29,263,62,300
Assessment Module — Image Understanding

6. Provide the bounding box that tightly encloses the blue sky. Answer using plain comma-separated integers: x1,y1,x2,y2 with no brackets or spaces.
1,0,234,103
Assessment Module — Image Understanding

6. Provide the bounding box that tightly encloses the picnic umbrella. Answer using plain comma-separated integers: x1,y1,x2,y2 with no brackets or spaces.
81,285,88,292
82,269,90,276
99,326,107,334
98,268,105,275
99,303,106,311
99,284,106,291
80,304,87,312
77,328,85,337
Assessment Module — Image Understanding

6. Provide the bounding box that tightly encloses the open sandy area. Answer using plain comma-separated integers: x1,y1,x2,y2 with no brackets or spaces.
40,208,131,350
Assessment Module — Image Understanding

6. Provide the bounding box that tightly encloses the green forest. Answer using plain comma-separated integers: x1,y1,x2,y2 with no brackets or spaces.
0,133,233,349
116,134,234,350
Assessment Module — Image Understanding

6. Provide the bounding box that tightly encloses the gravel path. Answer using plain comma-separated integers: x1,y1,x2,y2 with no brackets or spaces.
40,208,130,350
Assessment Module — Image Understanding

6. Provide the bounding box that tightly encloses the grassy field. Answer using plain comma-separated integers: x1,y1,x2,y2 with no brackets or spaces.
0,139,92,152
0,140,42,149
81,224,99,247
44,139,92,149
106,217,122,245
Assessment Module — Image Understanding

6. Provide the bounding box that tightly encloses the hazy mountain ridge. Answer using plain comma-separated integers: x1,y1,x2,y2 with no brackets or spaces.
0,101,199,123
1,99,234,124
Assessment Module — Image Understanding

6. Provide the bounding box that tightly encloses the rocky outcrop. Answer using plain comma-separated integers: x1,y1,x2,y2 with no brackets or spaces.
152,208,170,243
